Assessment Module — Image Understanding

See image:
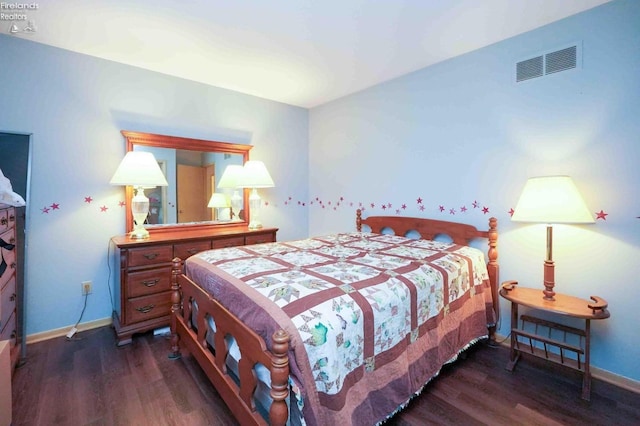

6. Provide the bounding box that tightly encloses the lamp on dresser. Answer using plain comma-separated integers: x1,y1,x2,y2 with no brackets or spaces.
110,151,168,239
217,164,244,220
237,160,274,230
511,175,594,300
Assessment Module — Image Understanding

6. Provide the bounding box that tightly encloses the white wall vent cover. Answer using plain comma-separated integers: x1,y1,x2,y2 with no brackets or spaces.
516,43,581,83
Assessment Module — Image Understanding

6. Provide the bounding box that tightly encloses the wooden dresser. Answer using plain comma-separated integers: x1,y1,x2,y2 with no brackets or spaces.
0,206,18,369
111,226,278,345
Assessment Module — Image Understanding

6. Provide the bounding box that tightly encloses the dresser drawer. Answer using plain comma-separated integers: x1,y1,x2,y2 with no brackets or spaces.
126,291,172,324
126,266,173,298
0,311,15,344
127,245,173,267
211,236,245,249
174,241,211,260
0,227,16,289
245,232,276,245
0,276,16,332
0,209,7,233
0,207,14,232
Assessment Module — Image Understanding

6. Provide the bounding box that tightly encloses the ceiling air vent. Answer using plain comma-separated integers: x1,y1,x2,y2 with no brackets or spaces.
516,43,580,83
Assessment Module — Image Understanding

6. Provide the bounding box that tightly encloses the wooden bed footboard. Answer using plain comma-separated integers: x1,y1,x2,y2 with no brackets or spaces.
169,258,291,426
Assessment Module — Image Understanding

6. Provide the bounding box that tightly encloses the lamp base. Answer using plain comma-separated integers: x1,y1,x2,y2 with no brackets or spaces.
130,226,150,239
248,221,263,230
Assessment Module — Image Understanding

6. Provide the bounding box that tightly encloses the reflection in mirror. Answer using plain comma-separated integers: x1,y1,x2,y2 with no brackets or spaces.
132,146,244,225
121,131,252,234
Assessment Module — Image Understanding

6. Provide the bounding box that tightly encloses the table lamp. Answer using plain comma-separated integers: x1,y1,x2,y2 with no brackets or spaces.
217,164,244,220
110,151,168,239
237,160,274,230
511,176,594,300
207,192,231,221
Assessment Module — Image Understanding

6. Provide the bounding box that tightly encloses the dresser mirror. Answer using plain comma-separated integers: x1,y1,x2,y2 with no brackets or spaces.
121,131,252,234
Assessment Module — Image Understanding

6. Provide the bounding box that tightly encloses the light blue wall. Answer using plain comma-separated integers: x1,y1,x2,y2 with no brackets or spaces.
309,0,640,381
0,35,309,337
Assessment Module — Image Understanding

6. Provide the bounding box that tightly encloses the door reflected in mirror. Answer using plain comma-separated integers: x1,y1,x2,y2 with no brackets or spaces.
121,131,252,235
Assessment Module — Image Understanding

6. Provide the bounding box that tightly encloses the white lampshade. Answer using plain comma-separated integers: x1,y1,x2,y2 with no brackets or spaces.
237,160,274,188
217,164,244,189
207,193,230,208
110,151,168,187
512,176,594,224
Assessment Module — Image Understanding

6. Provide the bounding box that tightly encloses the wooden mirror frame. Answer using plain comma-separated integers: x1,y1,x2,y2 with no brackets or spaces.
121,130,252,235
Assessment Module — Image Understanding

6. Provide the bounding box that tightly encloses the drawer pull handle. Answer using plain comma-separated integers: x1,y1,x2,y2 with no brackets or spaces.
10,293,16,301
143,253,159,260
136,304,155,314
9,215,15,222
11,262,16,269
0,218,6,225
142,279,159,287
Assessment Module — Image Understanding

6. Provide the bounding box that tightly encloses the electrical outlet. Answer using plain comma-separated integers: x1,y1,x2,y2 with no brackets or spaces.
82,280,92,295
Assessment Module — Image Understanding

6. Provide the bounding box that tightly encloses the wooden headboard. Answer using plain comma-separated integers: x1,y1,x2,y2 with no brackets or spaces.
356,209,500,333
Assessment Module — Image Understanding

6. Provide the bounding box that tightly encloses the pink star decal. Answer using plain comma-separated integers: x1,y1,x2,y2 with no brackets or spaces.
84,196,93,203
482,207,490,214
370,203,375,208
473,200,479,208
508,208,515,217
100,205,108,212
41,206,50,214
264,202,270,206
419,205,425,211
401,204,407,210
595,210,608,220
118,201,126,207
417,197,423,204
382,205,387,210
439,205,445,212
449,208,456,215
340,197,344,201
460,206,467,212
50,203,60,210
395,209,401,214
387,203,392,209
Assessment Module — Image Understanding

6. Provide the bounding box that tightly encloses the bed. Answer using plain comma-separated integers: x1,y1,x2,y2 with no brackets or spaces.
169,210,499,425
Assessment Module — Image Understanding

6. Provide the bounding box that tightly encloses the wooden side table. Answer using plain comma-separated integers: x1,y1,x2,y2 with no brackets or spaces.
499,281,610,401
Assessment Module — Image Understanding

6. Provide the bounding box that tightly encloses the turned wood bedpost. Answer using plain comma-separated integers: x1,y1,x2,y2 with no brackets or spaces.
169,257,182,359
269,329,291,426
487,217,499,341
356,208,362,231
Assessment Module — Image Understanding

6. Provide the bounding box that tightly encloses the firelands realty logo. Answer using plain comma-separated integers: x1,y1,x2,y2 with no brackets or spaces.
1,2,38,34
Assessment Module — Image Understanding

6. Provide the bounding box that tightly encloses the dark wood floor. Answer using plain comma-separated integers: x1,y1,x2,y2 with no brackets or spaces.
11,326,640,425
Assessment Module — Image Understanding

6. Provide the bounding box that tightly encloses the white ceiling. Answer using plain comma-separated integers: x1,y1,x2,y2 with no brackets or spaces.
10,0,610,108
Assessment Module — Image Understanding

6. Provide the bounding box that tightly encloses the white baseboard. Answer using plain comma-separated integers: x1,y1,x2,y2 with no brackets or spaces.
493,333,640,395
26,317,113,344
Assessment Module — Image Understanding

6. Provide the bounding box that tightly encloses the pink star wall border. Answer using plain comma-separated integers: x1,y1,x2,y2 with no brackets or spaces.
35,193,619,222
